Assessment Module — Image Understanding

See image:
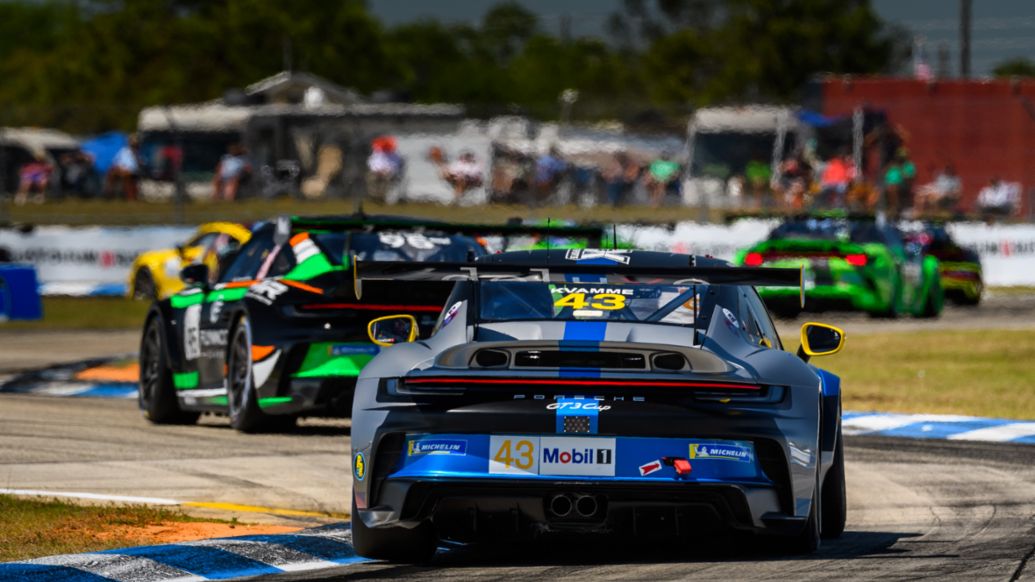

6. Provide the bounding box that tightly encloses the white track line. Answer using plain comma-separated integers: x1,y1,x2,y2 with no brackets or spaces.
0,488,181,505
947,422,1035,442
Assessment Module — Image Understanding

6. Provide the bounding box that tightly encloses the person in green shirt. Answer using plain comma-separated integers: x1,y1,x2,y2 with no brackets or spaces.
647,153,681,207
744,158,772,209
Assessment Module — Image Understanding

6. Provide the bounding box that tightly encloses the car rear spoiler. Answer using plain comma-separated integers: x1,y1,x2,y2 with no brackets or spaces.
352,258,804,307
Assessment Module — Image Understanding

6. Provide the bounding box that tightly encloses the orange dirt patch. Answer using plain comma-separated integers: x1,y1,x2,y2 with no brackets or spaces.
75,363,140,383
94,521,300,545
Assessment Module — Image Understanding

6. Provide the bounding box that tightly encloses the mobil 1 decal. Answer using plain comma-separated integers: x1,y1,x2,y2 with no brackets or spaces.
489,435,616,477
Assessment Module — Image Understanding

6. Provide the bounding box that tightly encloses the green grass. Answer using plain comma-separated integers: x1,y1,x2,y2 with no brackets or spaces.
0,495,203,562
0,296,148,330
812,329,1035,420
2,198,719,226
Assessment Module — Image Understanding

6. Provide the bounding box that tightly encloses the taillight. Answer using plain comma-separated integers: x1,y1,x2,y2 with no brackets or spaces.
845,254,868,267
744,252,764,266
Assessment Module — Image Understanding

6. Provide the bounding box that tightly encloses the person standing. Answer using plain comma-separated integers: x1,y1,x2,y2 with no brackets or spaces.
105,135,141,201
212,143,251,201
14,153,53,205
445,151,483,205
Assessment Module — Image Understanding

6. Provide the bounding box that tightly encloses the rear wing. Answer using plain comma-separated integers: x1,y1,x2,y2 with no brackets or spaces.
352,258,804,307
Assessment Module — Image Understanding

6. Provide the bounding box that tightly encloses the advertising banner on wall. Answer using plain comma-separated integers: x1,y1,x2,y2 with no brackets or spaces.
1,220,1033,295
0,226,193,295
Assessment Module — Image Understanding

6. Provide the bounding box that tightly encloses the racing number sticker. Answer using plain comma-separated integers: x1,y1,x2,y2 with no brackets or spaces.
554,292,626,311
489,436,539,475
183,304,201,360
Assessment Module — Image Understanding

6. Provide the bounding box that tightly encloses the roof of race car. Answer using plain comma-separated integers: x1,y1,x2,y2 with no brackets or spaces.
288,214,604,242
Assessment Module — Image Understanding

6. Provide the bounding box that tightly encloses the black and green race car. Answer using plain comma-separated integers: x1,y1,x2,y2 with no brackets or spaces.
733,215,943,318
138,215,603,432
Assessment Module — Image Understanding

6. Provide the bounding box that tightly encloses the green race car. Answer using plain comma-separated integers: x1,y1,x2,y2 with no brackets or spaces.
733,216,943,318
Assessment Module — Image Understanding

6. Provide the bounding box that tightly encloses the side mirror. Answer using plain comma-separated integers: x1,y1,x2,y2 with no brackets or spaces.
367,314,418,347
180,264,210,287
797,322,845,362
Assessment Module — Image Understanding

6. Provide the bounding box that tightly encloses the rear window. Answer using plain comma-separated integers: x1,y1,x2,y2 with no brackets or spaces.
769,219,882,244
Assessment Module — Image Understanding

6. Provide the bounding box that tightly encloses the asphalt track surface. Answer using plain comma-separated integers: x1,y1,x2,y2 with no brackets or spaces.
1,293,1034,578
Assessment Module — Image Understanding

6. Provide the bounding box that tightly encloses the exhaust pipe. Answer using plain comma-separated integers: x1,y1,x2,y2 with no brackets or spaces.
574,495,599,518
548,494,573,517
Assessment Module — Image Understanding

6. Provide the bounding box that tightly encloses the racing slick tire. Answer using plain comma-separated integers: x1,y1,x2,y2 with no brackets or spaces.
917,277,943,319
139,314,200,425
870,277,901,319
133,268,158,301
821,426,847,539
351,498,436,563
227,316,280,433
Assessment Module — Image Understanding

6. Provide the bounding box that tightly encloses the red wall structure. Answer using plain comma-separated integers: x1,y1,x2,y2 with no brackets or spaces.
818,76,1035,216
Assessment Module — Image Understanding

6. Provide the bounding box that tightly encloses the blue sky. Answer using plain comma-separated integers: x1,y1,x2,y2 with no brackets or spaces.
368,0,1034,77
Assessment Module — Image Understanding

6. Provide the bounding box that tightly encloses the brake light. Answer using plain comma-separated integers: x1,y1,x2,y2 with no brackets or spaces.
744,252,764,266
845,254,868,267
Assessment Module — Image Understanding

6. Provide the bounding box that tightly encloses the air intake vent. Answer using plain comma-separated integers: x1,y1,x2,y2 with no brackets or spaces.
473,349,509,368
514,350,646,369
652,352,688,371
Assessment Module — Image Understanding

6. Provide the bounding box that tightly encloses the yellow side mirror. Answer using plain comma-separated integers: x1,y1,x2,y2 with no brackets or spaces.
797,322,845,362
367,314,418,347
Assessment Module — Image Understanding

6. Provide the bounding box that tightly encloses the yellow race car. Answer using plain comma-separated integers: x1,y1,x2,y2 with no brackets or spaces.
128,222,251,300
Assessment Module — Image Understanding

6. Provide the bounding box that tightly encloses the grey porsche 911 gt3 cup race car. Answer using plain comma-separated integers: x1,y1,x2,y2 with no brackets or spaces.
348,249,847,561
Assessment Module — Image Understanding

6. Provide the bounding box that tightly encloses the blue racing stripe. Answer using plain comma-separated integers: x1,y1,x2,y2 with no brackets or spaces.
562,321,607,342
73,383,137,398
0,564,110,582
102,544,280,579
226,534,363,564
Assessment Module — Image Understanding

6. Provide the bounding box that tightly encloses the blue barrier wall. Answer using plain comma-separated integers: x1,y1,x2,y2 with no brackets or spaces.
0,264,43,320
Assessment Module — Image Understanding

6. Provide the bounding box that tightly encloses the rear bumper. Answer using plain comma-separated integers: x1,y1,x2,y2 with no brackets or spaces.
359,478,799,541
761,285,884,313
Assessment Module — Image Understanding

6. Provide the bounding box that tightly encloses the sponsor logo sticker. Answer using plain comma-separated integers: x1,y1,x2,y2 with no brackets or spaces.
330,344,380,356
564,249,632,264
353,452,366,481
721,307,739,330
689,443,752,462
639,459,663,476
441,301,463,328
540,436,616,477
407,438,468,456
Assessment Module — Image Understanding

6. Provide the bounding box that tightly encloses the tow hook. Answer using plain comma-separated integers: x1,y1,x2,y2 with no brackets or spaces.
662,457,693,476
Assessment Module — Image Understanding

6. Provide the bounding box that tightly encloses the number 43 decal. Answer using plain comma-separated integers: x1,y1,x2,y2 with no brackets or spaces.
554,292,625,310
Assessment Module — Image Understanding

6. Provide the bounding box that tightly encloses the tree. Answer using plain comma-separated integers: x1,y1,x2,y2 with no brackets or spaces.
992,58,1035,78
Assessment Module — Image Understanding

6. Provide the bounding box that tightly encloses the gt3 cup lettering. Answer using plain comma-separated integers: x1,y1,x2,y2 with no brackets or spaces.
546,401,611,412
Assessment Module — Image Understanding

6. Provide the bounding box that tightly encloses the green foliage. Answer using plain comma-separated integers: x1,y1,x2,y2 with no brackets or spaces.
992,58,1035,78
0,0,903,132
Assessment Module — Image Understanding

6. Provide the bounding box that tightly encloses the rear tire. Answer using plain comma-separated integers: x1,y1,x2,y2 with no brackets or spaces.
821,426,847,539
227,316,272,433
138,314,199,425
351,497,436,563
